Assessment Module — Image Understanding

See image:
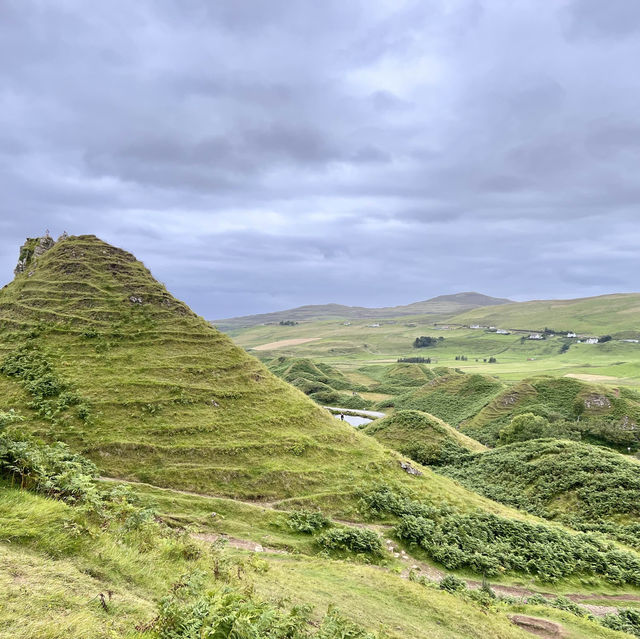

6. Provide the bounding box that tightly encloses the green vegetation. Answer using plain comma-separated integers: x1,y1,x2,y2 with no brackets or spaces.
0,235,504,516
267,356,372,409
5,236,640,638
461,376,640,450
413,336,443,348
363,410,485,466
363,486,640,584
437,439,640,548
388,372,505,426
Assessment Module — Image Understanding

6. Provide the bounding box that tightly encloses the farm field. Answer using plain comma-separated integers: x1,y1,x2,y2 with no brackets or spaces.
224,318,640,388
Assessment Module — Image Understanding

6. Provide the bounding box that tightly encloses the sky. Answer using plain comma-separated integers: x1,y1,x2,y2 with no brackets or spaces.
1,0,640,319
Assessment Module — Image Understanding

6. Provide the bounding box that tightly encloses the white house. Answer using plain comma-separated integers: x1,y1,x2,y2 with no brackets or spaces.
584,337,599,344
470,324,482,329
567,332,577,338
528,333,544,340
496,328,510,335
367,323,380,328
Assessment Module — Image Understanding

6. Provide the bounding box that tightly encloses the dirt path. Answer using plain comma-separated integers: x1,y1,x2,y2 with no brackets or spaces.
98,476,280,509
101,477,640,618
191,532,287,554
252,338,320,351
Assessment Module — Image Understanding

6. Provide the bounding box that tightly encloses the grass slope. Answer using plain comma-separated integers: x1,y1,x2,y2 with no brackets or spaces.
461,376,640,448
438,439,640,527
363,409,486,466
389,371,505,426
452,293,640,335
0,235,519,517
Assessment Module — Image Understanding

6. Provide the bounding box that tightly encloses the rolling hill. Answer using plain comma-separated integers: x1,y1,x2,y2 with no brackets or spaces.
451,293,640,336
215,292,512,330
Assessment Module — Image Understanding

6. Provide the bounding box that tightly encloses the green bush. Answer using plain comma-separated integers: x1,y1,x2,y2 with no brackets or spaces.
316,527,382,555
0,434,99,504
287,509,331,534
152,575,375,639
361,486,640,584
439,574,466,593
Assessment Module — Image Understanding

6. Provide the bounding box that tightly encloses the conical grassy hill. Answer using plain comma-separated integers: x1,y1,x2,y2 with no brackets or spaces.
0,234,494,512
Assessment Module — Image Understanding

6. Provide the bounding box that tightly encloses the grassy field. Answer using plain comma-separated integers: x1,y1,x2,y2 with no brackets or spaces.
226,316,640,388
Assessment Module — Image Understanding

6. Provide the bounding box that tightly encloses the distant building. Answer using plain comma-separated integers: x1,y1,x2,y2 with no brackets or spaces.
496,328,510,335
367,323,380,328
584,337,599,344
470,324,482,329
567,332,577,338
528,333,544,340
343,321,351,326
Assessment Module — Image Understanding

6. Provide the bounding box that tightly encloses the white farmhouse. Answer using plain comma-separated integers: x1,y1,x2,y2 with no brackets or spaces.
567,332,577,338
496,328,510,335
584,337,599,344
528,333,544,340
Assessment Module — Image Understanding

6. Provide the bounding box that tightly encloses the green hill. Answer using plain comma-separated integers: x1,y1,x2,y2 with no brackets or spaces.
437,439,640,547
460,376,640,450
266,356,372,409
363,409,486,466
452,293,640,336
0,234,511,515
388,371,505,426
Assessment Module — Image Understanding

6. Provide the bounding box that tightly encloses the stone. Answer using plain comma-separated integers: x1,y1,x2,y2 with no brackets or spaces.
129,295,143,304
14,235,56,276
400,460,423,476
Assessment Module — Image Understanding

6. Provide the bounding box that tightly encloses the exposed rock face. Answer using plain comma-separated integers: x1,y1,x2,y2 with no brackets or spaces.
14,235,56,276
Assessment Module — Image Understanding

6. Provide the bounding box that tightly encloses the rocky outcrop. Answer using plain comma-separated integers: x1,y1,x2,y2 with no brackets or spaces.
14,234,58,276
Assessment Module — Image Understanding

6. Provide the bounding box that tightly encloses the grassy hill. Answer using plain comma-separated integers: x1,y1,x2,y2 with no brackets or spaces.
460,376,640,450
452,293,640,336
388,371,506,426
363,409,486,466
0,234,520,516
266,356,373,409
436,439,640,553
215,292,511,330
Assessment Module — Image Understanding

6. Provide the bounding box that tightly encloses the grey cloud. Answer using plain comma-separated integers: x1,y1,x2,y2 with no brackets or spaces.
1,0,639,318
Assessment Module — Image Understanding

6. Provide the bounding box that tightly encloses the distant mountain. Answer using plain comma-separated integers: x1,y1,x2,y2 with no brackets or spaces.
214,292,512,330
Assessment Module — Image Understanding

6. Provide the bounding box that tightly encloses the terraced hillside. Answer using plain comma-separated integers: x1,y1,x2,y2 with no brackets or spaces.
460,376,640,450
387,371,506,426
0,235,508,514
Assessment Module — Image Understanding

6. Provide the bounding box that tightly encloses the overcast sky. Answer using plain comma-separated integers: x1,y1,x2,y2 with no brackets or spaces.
1,0,640,319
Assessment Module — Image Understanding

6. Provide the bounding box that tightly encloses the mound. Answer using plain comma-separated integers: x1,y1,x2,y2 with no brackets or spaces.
0,235,499,513
461,376,640,449
390,371,505,426
267,356,371,409
363,409,486,466
437,439,640,547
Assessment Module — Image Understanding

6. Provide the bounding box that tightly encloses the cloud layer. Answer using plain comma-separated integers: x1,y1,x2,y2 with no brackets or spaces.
1,0,639,317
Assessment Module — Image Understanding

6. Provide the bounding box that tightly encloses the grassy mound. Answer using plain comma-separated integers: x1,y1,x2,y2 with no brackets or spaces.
438,439,640,526
363,410,486,466
267,356,372,409
461,376,640,449
389,372,505,426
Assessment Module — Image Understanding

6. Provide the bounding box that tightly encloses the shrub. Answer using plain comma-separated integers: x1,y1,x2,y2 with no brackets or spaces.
439,574,466,593
287,509,331,534
362,486,640,584
316,527,382,555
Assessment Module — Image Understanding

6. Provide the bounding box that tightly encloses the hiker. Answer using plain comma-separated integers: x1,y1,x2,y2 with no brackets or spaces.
340,413,344,421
